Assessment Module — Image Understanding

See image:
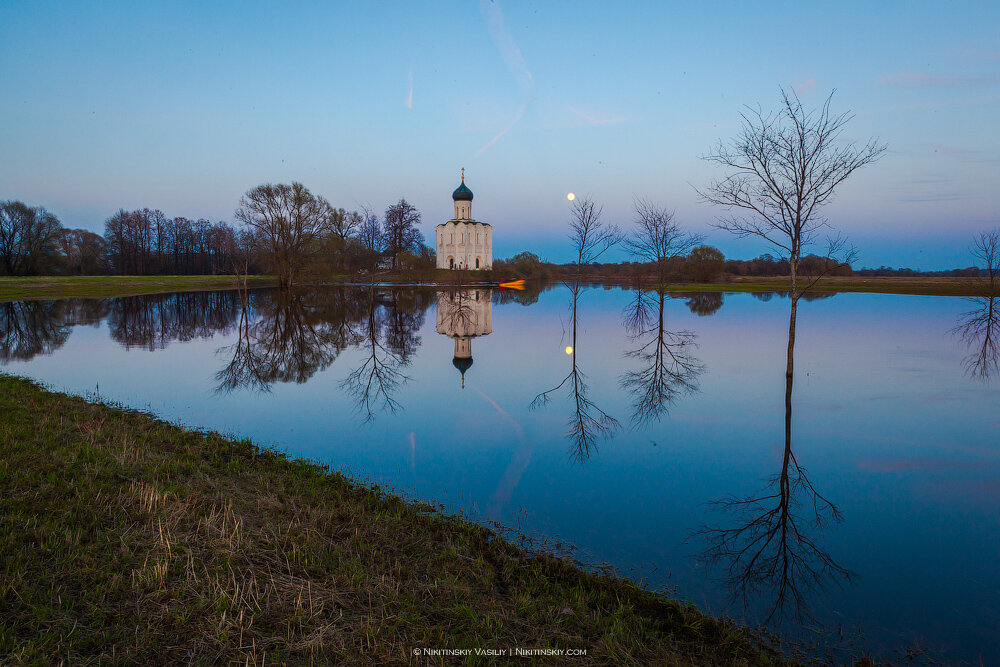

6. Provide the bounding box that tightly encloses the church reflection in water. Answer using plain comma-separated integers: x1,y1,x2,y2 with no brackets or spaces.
435,289,493,389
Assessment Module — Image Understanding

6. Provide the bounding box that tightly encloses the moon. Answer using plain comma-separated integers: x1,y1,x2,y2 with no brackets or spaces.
566,192,575,201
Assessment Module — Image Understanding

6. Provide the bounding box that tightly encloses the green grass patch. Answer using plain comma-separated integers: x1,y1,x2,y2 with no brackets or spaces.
0,373,788,665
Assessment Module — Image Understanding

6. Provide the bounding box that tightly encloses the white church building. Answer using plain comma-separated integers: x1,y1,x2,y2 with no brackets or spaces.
436,170,493,270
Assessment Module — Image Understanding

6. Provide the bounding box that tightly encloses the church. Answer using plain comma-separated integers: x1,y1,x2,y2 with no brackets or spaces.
436,169,493,270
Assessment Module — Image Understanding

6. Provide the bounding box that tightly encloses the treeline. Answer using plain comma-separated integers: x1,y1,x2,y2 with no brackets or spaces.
854,266,983,277
1,186,433,282
0,199,250,277
493,249,852,282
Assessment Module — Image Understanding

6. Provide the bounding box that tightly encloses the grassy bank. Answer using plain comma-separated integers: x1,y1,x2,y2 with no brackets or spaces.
0,275,277,302
0,374,784,665
660,275,992,297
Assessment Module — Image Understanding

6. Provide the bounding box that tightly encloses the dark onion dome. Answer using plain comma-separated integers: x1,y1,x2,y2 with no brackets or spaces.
452,356,473,374
452,179,473,201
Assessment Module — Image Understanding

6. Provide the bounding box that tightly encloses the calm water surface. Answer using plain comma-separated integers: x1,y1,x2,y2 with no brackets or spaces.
3,285,999,664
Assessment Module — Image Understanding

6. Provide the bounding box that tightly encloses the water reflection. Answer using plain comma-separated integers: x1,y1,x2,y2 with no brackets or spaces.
620,290,704,427
530,283,621,462
696,293,852,623
340,287,414,422
436,289,493,389
952,296,1000,381
216,289,368,392
683,292,724,317
109,292,241,350
751,290,837,303
0,300,73,362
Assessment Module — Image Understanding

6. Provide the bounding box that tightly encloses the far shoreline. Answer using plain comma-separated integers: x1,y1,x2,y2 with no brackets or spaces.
0,273,994,302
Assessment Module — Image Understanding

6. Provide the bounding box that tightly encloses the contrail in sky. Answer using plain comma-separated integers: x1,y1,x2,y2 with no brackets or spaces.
405,70,413,109
475,0,535,156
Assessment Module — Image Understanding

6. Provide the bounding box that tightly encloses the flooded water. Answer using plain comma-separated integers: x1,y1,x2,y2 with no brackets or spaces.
3,284,999,664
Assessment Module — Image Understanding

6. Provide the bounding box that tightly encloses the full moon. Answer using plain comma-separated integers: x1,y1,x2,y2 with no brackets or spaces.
566,192,575,201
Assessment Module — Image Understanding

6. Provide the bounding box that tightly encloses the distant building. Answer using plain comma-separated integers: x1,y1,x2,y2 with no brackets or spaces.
436,169,493,270
435,289,493,389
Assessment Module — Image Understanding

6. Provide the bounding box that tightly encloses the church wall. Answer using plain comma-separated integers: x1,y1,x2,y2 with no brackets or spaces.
436,222,493,270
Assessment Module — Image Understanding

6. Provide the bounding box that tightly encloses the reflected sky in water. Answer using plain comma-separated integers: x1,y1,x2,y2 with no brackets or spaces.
3,286,999,664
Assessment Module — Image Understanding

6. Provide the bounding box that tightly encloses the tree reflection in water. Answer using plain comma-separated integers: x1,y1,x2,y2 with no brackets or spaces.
619,289,704,428
216,289,365,392
530,283,620,462
340,286,425,422
695,292,852,624
683,292,724,317
0,300,73,362
953,296,1000,381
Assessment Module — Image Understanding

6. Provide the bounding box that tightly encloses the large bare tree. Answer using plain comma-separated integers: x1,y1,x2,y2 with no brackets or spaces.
0,201,63,276
235,182,330,289
972,228,999,294
383,199,423,270
700,90,885,296
355,205,386,276
624,199,702,284
568,195,621,274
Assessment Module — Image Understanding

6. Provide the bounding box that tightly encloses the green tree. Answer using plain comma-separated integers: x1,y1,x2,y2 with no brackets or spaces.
686,245,725,282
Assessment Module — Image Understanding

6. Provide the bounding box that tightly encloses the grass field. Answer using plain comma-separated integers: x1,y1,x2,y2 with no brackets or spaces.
660,275,992,297
0,275,277,302
0,374,791,665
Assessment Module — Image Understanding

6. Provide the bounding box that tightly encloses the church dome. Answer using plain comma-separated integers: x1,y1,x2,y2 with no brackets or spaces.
452,356,473,374
452,179,473,202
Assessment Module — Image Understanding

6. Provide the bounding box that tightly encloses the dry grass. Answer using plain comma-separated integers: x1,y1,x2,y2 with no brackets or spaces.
0,276,276,302
0,374,786,665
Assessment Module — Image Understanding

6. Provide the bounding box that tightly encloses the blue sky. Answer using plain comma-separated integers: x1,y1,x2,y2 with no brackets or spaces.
1,1,998,269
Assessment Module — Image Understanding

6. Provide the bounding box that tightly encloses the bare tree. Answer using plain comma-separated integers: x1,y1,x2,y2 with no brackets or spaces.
383,199,424,270
972,228,999,294
344,210,365,242
569,196,621,269
355,205,385,276
55,228,108,275
0,201,63,275
234,182,331,289
624,199,702,283
700,90,885,296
